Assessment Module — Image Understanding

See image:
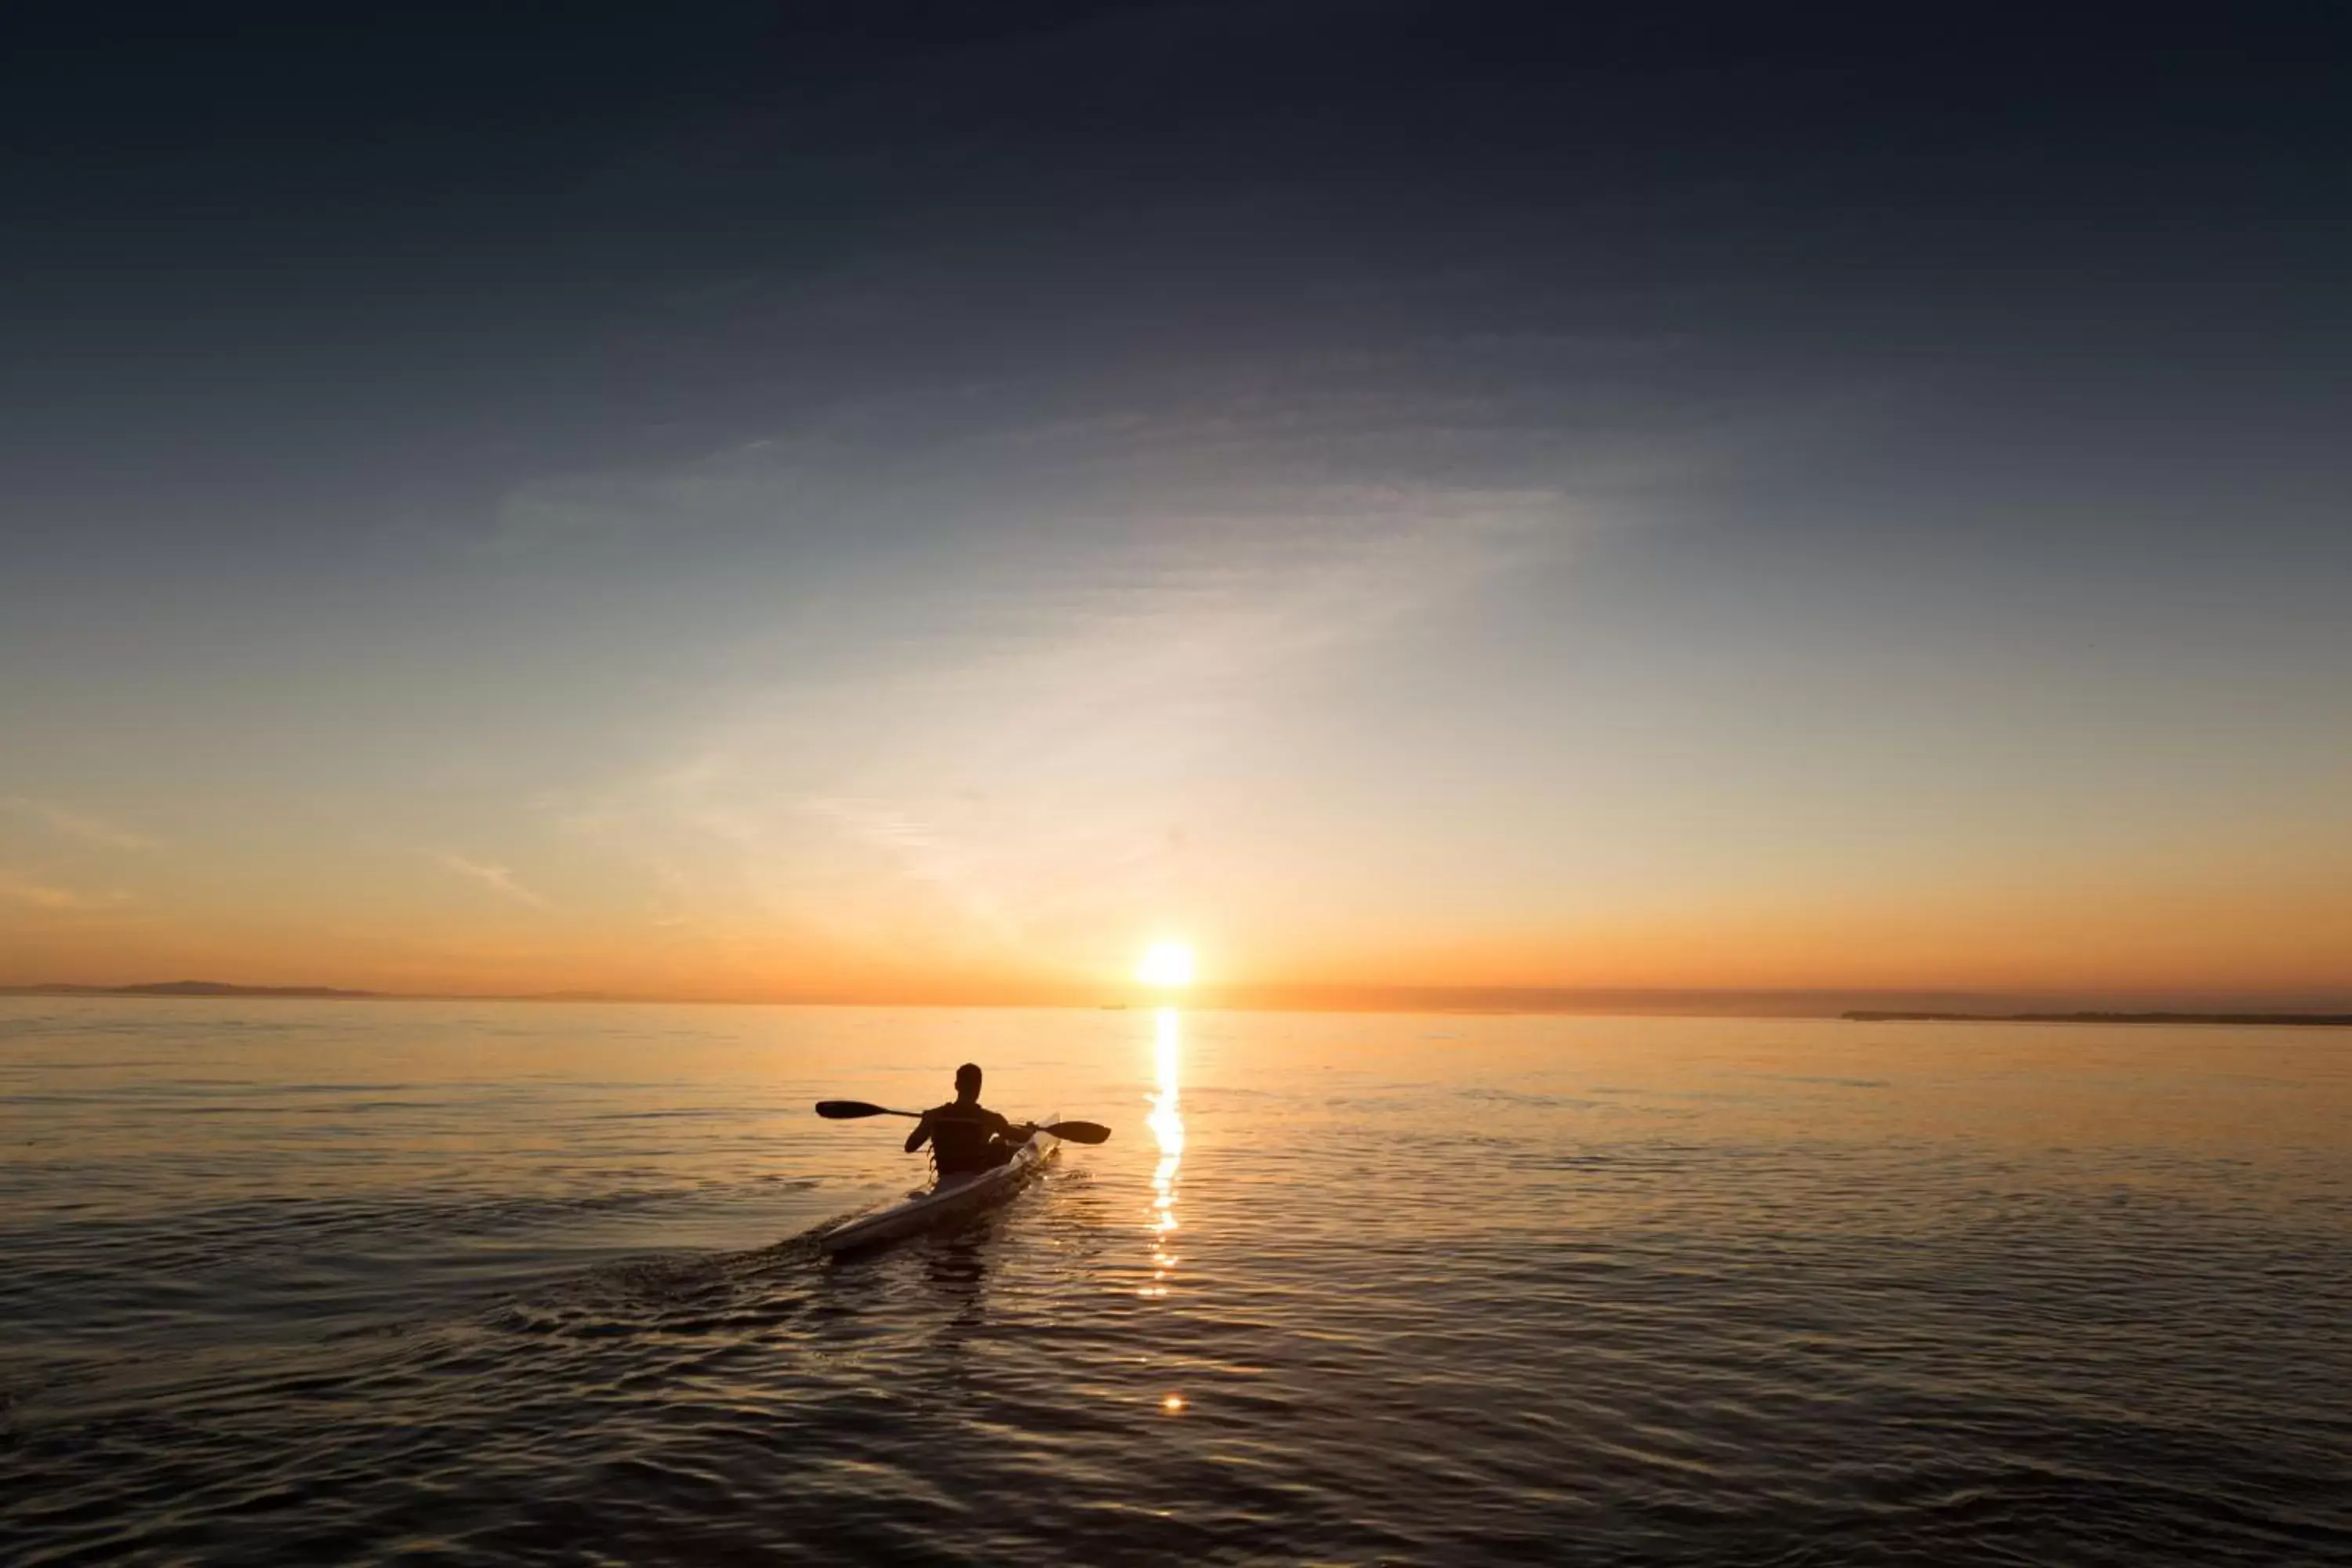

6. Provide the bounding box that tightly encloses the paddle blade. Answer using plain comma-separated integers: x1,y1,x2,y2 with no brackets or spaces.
815,1100,891,1120
1042,1120,1112,1145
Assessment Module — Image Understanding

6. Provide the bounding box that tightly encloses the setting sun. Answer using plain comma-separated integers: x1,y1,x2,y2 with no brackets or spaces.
1136,941,1196,988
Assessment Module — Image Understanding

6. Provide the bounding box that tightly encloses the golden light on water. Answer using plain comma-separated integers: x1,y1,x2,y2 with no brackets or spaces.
1135,941,1196,988
1141,1004,1185,1299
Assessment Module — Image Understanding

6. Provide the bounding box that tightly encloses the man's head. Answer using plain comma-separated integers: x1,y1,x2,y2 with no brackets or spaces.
954,1062,982,1102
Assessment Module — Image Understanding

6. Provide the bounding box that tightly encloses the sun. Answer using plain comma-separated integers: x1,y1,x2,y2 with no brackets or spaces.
1135,941,1196,988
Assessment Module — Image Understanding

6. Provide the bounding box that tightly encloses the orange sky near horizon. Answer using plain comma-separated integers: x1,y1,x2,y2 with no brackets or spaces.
7,582,2350,1007
5,824,2347,1004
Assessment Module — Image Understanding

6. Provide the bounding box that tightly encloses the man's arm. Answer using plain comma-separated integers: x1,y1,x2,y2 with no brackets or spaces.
904,1112,933,1154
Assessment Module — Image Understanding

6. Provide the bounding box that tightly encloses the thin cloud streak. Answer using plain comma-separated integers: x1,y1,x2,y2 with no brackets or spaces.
0,870,135,912
434,852,549,910
804,795,1021,942
2,797,158,851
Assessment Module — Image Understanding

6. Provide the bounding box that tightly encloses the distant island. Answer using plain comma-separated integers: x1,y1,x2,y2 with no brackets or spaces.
0,980,636,1003
0,981,382,1000
0,982,640,1006
1844,1011,2352,1027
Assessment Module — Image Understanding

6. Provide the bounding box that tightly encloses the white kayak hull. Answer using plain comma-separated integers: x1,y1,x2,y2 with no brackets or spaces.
819,1116,1060,1254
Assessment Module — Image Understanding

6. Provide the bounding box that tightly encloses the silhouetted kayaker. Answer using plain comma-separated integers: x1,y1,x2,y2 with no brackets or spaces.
906,1063,1036,1175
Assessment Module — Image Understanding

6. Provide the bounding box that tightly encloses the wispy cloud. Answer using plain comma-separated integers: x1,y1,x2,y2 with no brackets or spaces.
532,454,1569,978
502,361,1599,980
804,795,1019,941
472,435,852,558
2,797,158,851
434,852,549,909
0,870,136,912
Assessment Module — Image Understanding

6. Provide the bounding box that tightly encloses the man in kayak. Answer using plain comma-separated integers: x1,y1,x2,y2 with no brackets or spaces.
906,1063,1037,1176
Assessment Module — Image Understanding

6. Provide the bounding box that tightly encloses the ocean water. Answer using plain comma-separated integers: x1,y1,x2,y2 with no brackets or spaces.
2,1000,2347,1566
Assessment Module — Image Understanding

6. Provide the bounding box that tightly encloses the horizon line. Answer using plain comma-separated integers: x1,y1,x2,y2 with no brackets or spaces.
6,978,2351,1018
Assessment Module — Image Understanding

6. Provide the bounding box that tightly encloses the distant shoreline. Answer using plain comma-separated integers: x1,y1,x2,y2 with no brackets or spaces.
1844,1011,2352,1027
0,982,608,1003
2,982,383,999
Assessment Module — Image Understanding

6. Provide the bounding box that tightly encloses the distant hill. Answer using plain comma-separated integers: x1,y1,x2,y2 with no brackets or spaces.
0,981,640,1004
1845,1010,2352,1027
0,981,380,1000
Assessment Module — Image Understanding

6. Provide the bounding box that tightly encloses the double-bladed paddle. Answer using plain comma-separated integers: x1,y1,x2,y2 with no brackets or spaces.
815,1100,1111,1145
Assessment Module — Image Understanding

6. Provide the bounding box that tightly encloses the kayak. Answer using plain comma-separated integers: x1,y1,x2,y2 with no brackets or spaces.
819,1114,1061,1254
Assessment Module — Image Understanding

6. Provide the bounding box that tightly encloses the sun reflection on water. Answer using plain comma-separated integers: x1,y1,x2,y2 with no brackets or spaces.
1142,1004,1184,1301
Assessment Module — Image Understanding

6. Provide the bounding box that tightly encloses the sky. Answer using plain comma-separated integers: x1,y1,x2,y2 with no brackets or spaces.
3,4,2349,1005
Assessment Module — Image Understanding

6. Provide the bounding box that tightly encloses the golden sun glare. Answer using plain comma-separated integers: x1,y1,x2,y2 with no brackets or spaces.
1135,941,1196,988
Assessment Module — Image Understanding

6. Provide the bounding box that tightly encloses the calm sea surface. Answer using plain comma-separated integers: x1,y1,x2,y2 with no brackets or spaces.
2,1000,2347,1565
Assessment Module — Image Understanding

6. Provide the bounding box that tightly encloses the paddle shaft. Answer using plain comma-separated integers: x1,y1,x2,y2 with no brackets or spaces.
818,1102,996,1123
813,1100,1110,1144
